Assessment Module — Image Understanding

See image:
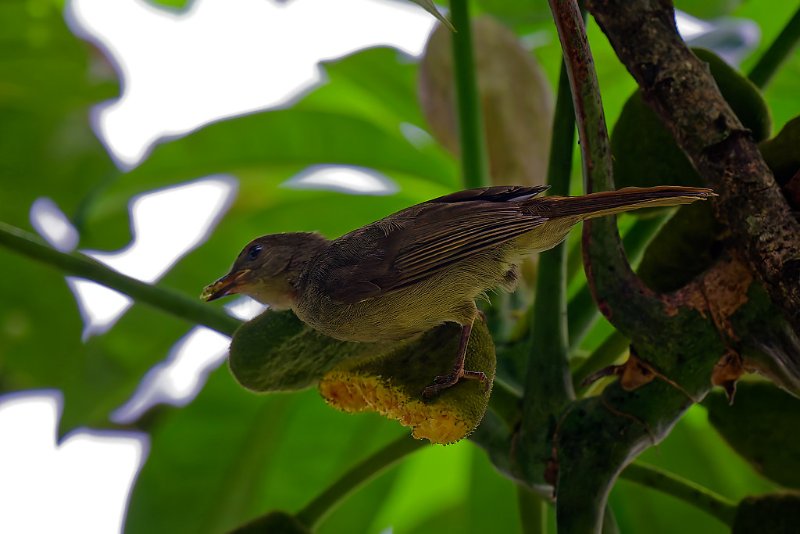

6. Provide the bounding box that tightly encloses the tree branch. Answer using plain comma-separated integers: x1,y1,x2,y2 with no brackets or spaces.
585,0,800,334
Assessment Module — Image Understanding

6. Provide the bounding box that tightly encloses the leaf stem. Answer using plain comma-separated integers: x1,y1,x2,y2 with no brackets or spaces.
294,435,426,528
522,60,576,405
620,462,737,526
516,60,576,484
517,486,548,534
572,329,629,392
0,221,241,336
748,5,800,89
449,0,489,188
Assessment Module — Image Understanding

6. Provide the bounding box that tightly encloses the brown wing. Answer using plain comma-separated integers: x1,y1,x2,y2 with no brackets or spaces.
317,186,550,303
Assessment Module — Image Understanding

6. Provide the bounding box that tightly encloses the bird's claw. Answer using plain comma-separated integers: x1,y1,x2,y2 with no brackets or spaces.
421,370,488,400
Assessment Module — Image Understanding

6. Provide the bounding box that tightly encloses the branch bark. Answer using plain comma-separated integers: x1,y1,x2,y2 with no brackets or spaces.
585,0,800,333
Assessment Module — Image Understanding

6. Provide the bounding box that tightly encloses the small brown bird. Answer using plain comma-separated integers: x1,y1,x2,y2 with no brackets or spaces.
202,185,713,398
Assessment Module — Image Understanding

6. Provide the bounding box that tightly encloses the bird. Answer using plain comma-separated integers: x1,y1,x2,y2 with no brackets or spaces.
201,185,714,399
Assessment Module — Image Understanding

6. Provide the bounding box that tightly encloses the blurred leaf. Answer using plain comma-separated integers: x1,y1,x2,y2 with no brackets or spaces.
79,46,459,251
474,0,550,28
611,48,771,196
760,115,800,185
126,367,408,534
0,235,213,436
301,47,427,129
674,0,744,19
146,0,191,10
419,16,553,186
705,381,800,488
733,492,800,534
611,405,776,534
0,0,170,437
0,0,118,228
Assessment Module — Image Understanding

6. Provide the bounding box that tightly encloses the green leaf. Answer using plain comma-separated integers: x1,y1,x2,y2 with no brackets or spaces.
145,0,191,10
125,367,407,534
0,1,159,436
705,382,800,488
733,492,800,534
637,202,722,292
759,115,800,185
674,0,744,19
0,0,118,229
78,47,459,251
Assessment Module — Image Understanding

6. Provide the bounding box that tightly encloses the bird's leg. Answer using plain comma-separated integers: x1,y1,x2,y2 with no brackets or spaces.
422,318,487,400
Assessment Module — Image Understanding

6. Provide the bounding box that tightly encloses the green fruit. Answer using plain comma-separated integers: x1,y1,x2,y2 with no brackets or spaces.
320,321,496,444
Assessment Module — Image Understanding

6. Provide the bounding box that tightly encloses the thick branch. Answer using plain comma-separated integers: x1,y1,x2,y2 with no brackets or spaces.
585,0,800,333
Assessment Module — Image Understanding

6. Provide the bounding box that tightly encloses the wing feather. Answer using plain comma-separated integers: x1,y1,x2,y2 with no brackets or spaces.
319,186,550,303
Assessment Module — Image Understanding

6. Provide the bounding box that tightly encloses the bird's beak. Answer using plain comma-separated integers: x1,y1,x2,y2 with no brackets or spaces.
201,269,251,302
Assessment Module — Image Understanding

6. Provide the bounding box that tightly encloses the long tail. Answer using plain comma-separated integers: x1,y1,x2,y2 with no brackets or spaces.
536,186,715,219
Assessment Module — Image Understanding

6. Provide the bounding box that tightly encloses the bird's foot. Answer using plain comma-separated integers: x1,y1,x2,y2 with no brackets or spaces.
422,369,488,400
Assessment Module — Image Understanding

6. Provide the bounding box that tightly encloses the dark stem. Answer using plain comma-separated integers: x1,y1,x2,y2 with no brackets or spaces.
0,221,241,337
449,0,489,188
517,486,548,534
572,330,629,392
294,435,426,528
748,5,800,89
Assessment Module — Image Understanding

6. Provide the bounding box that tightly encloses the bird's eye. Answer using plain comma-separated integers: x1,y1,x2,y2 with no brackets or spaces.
247,244,263,260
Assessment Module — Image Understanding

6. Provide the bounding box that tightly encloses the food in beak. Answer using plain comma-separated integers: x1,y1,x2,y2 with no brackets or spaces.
200,270,250,302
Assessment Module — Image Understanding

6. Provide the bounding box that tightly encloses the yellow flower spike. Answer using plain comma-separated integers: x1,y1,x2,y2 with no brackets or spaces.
319,321,496,445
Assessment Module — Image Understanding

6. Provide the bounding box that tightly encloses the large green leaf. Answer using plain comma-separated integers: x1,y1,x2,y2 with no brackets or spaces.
705,381,800,488
611,405,776,533
0,0,118,228
126,367,408,533
0,0,146,435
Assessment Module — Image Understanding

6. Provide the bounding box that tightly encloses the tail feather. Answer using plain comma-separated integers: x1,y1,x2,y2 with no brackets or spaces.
535,186,715,219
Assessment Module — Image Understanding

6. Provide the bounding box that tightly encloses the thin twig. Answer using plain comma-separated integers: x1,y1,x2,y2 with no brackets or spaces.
748,5,800,89
294,435,426,528
0,221,241,336
620,462,737,526
449,0,489,188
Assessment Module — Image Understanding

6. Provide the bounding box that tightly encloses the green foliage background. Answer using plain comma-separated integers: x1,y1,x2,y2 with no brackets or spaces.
1,0,798,532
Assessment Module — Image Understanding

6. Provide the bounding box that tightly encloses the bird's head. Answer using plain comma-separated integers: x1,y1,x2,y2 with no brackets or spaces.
201,232,328,309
